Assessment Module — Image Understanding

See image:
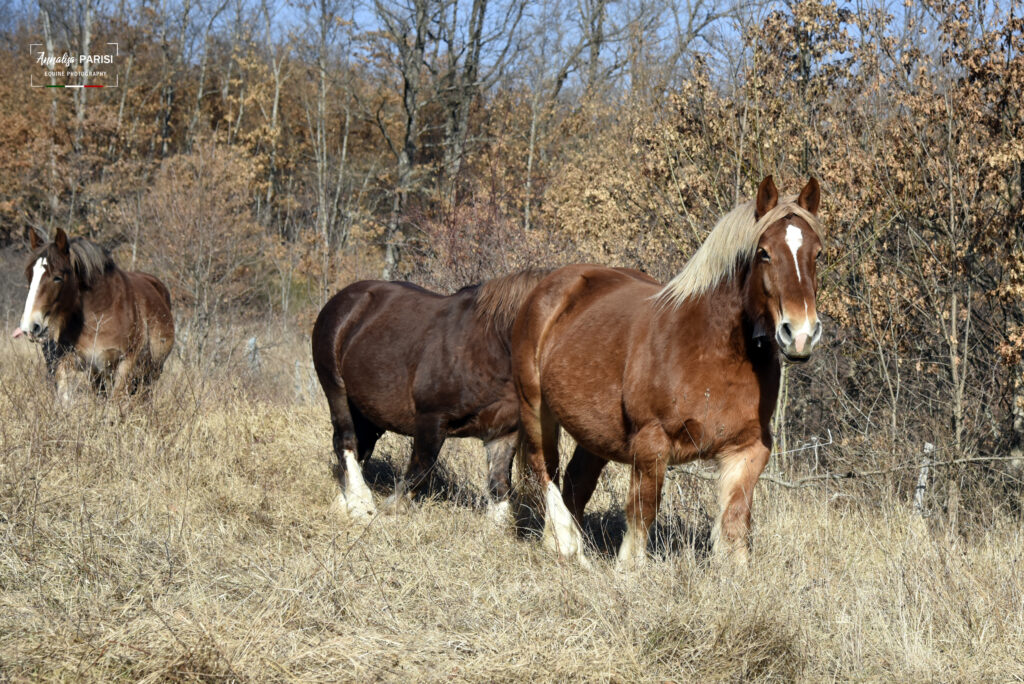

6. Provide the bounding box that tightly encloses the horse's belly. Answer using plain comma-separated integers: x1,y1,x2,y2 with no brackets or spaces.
446,394,519,440
544,385,630,459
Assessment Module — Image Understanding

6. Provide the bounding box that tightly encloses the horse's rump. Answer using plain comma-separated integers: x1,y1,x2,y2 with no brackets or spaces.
122,270,175,369
517,266,663,459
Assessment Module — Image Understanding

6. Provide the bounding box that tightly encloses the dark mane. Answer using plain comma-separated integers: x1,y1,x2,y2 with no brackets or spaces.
472,268,551,337
62,237,115,287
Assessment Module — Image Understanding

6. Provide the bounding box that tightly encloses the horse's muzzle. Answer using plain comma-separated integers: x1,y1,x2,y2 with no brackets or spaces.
776,319,822,362
14,322,47,342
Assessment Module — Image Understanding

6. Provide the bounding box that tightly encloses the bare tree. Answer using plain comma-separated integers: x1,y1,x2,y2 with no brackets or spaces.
436,0,525,199
369,0,435,278
297,0,355,290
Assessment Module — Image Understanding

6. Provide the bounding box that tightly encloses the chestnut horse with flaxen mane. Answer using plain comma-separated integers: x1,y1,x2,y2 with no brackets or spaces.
12,228,174,400
512,176,824,568
311,269,552,521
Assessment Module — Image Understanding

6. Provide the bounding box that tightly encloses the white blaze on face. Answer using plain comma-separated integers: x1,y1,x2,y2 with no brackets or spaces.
785,224,803,282
20,257,47,333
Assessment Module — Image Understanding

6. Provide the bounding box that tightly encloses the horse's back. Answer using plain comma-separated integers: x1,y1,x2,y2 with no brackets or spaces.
517,265,659,351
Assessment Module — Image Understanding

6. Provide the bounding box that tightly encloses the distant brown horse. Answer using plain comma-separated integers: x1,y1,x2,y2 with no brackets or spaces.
311,270,552,521
513,177,824,568
12,228,175,401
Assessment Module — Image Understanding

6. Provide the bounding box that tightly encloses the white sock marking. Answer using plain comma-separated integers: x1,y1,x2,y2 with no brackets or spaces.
785,224,803,282
486,499,512,527
331,449,376,520
542,481,590,568
20,258,47,332
616,524,648,571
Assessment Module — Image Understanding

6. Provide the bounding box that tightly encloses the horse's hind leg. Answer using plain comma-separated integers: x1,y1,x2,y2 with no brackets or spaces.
712,442,770,564
484,433,516,525
351,405,383,463
327,393,376,520
519,395,587,566
392,414,444,507
562,445,606,525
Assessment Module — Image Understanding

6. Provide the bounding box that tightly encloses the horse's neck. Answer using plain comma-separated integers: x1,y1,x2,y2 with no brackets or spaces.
61,270,119,343
655,274,775,363
80,269,121,309
657,281,744,341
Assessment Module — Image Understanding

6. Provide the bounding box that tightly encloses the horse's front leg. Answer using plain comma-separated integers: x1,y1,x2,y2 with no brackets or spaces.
110,355,138,404
712,442,771,564
388,413,445,511
484,433,517,525
53,354,78,405
617,454,666,571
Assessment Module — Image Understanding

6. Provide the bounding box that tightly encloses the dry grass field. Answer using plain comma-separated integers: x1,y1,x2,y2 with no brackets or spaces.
1,335,1023,682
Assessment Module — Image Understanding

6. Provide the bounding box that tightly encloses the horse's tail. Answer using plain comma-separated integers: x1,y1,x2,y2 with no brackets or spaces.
311,286,376,467
311,291,351,399
473,268,551,340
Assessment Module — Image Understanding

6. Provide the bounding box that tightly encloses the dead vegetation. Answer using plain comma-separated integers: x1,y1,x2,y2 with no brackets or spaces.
1,337,1022,682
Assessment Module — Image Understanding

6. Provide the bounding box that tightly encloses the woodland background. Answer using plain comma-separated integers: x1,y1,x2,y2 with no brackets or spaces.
1,1,1024,679
0,0,1023,538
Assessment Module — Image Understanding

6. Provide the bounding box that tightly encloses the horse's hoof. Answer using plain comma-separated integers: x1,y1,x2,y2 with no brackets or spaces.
333,450,376,521
486,500,513,527
330,491,376,522
383,490,414,515
615,552,647,573
710,539,751,568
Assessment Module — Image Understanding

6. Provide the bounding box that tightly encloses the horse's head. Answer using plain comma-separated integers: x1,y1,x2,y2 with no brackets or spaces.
748,176,823,363
13,228,76,342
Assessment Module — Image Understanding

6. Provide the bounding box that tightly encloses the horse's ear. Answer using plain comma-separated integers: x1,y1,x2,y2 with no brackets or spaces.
797,177,820,215
29,228,40,250
54,228,69,254
755,175,779,219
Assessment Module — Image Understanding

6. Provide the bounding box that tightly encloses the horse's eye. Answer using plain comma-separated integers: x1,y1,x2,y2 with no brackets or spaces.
53,276,63,284
758,249,771,263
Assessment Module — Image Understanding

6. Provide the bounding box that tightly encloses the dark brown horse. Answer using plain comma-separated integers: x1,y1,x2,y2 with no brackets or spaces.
311,269,551,521
12,229,175,401
512,177,824,568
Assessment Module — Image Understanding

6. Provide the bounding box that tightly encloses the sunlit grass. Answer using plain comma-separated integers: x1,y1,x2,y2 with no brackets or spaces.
1,335,1022,681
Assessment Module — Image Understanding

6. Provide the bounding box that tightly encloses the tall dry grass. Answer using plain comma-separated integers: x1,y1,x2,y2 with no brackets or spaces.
1,335,1023,682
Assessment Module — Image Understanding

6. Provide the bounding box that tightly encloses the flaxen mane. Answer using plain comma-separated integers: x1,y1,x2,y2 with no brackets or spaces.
656,195,824,309
474,268,551,337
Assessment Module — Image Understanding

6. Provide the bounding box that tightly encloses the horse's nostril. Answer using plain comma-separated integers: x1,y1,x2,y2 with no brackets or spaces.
779,322,793,344
813,320,822,340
